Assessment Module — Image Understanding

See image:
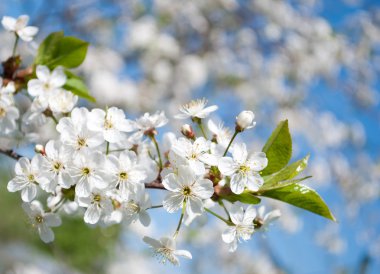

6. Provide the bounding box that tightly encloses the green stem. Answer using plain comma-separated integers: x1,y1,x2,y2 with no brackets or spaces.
106,141,110,155
12,34,19,57
150,135,163,170
223,130,238,156
205,207,233,225
174,199,186,239
50,115,59,125
197,120,207,139
146,205,163,210
218,200,231,221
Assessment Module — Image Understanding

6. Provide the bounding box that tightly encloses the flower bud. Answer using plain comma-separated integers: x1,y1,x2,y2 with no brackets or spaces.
181,124,195,139
34,144,45,155
236,110,256,132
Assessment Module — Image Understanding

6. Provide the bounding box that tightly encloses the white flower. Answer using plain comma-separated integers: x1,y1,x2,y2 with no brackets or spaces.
174,98,218,120
78,189,113,224
27,66,66,106
123,185,151,226
23,201,61,243
218,143,268,194
162,165,214,217
87,107,135,143
69,151,109,198
37,140,74,193
7,157,47,202
48,89,78,113
22,97,47,127
0,78,15,105
132,111,168,140
106,150,147,197
236,110,256,131
170,137,218,175
207,119,232,147
0,100,19,133
143,236,192,266
222,204,256,252
255,205,281,232
2,15,39,42
56,107,104,153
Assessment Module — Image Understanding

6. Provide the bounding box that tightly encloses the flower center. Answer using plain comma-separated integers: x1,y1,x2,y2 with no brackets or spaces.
82,167,91,176
35,215,44,224
104,118,114,129
53,161,62,172
182,186,192,196
119,171,128,180
155,247,177,265
126,201,140,214
236,224,254,238
0,107,5,118
239,165,250,173
77,137,87,147
93,194,102,203
27,174,35,182
43,82,51,90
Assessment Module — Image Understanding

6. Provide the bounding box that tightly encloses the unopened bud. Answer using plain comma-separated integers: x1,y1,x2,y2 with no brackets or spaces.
34,144,45,155
236,110,256,132
181,124,195,139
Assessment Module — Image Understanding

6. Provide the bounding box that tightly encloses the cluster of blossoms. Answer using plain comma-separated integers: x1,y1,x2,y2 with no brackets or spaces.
0,15,283,266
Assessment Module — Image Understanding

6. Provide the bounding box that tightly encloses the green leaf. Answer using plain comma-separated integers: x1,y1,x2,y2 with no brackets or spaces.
220,190,261,205
64,78,96,102
35,32,89,69
259,183,336,221
35,31,64,65
262,120,292,176
260,154,310,190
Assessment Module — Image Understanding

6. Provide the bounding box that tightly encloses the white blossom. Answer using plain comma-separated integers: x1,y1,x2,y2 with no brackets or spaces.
0,100,19,133
132,111,168,140
170,137,218,175
218,143,268,194
78,189,113,224
7,157,47,202
174,98,218,120
27,65,67,107
56,107,104,153
49,89,78,113
2,15,38,42
87,107,135,143
69,151,109,198
37,140,74,193
143,236,192,266
106,150,147,196
162,165,214,217
222,204,256,252
122,185,151,226
22,201,61,243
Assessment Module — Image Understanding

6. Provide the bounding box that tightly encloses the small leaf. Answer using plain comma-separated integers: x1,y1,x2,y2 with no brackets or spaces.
35,32,89,69
47,36,89,68
262,120,292,176
64,78,95,102
258,183,336,221
220,190,261,205
260,154,310,190
35,31,64,65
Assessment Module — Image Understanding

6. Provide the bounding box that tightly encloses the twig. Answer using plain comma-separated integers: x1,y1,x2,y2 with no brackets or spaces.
0,149,23,161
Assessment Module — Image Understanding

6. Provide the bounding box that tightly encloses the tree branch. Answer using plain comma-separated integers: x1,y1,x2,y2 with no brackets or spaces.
145,178,165,190
0,149,23,161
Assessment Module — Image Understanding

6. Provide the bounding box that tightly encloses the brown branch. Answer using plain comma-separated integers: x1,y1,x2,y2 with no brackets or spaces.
145,178,165,190
0,149,23,161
